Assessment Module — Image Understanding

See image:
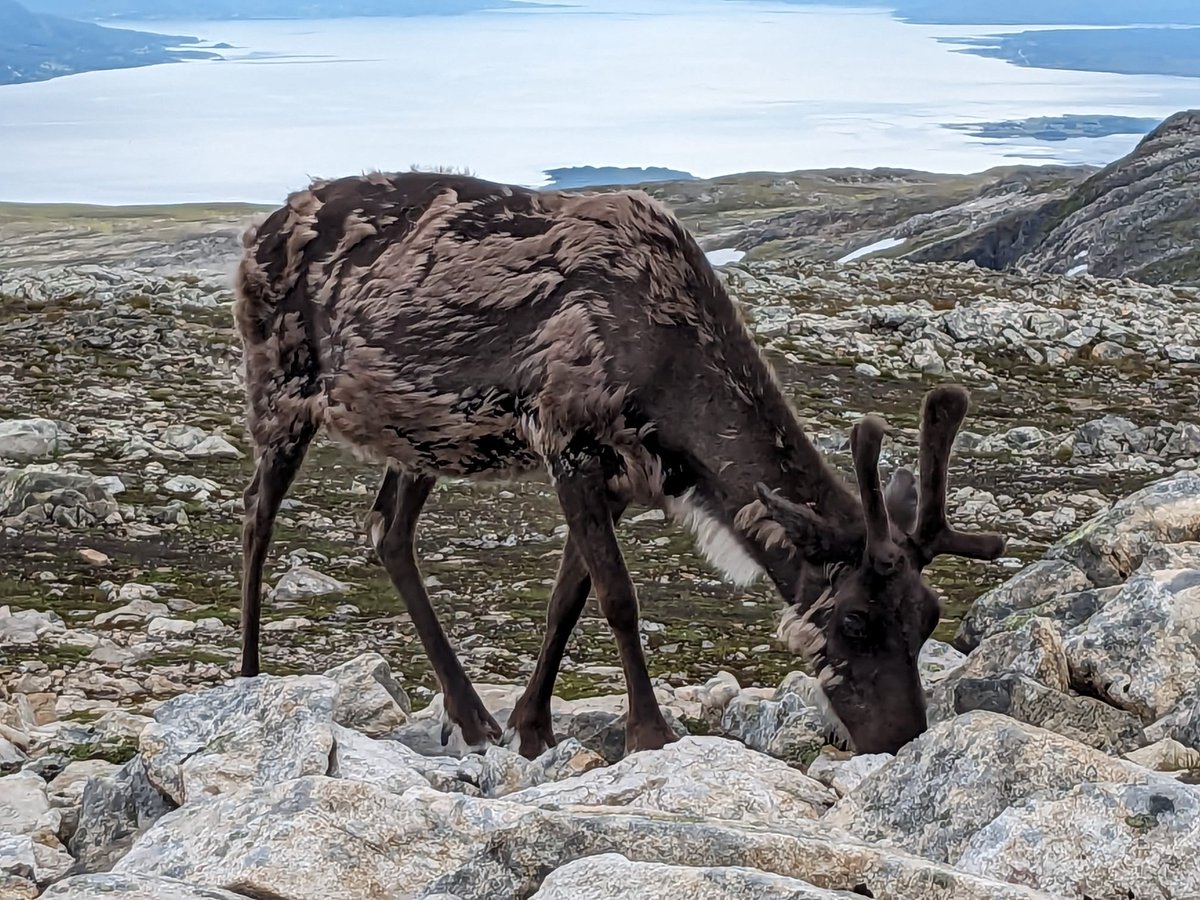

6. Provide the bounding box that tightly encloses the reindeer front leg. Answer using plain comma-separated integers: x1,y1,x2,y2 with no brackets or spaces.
506,499,626,759
549,448,677,755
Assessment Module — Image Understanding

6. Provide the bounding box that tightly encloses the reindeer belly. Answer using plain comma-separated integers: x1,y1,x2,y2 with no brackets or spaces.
320,379,542,479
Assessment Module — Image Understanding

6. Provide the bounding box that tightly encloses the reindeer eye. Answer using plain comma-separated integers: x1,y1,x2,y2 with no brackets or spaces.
842,610,869,640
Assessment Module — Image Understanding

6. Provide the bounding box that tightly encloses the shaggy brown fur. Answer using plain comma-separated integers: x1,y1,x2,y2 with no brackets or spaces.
234,170,1005,757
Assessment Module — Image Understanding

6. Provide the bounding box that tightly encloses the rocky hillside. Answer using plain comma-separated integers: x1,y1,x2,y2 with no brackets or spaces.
584,109,1198,288
904,110,1200,286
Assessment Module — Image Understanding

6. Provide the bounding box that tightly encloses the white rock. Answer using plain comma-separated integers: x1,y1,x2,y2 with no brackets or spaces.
0,606,65,646
139,675,338,804
322,652,410,737
507,736,836,826
531,853,861,899
1123,738,1200,773
0,418,65,461
94,598,170,627
146,617,197,639
272,566,350,601
956,780,1200,899
184,435,242,460
161,475,218,497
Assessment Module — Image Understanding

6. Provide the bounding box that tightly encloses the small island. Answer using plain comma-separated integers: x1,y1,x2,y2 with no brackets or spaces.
944,115,1162,143
541,166,698,190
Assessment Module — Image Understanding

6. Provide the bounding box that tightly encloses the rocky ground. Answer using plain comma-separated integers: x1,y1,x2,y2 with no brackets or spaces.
2,213,1200,897
3,464,1200,898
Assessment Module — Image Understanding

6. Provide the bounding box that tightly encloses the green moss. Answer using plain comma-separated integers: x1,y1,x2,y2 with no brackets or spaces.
1125,813,1158,832
65,736,139,765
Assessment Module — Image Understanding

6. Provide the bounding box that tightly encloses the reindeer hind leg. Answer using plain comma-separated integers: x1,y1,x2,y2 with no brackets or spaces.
240,422,317,677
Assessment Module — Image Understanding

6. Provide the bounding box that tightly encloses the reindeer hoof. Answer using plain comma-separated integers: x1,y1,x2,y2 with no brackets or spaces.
439,695,502,755
625,718,680,754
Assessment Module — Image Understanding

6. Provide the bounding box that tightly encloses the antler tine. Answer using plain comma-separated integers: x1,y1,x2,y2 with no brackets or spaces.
850,414,900,573
915,385,1006,564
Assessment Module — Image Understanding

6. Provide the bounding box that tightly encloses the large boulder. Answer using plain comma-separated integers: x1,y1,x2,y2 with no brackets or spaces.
322,652,411,738
139,675,338,804
1047,472,1200,587
955,559,1091,649
932,616,1071,713
823,711,1159,864
932,674,1145,754
70,756,174,874
39,873,248,899
956,780,1200,899
506,736,835,826
1064,568,1200,720
530,853,865,899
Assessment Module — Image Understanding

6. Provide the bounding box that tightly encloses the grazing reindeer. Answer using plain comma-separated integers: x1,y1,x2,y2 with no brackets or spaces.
234,170,1004,757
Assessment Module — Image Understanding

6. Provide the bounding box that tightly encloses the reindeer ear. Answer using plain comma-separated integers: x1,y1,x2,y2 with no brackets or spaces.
754,482,859,564
884,466,918,534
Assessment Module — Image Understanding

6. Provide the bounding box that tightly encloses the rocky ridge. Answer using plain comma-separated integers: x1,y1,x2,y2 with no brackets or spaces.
905,110,1200,286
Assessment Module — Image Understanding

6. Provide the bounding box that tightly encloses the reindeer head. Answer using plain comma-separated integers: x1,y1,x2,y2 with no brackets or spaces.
756,385,1005,754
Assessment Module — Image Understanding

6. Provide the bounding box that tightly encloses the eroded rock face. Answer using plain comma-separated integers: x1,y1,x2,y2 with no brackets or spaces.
138,674,338,804
1048,472,1200,588
1064,568,1200,720
956,781,1200,900
1015,110,1200,286
822,712,1154,864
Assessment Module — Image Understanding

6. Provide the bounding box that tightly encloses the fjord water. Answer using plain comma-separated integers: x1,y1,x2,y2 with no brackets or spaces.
0,0,1194,204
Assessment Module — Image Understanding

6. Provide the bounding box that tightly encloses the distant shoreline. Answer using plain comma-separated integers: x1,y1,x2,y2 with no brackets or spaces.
5,2,1200,88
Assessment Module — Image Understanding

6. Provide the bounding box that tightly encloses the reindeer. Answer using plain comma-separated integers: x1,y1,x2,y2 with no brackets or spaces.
233,170,1005,758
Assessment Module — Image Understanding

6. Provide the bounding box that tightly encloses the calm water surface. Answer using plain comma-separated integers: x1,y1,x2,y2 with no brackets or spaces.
0,0,1195,203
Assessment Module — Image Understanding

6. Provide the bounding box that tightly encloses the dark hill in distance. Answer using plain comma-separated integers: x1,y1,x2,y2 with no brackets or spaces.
20,0,529,20
0,0,214,85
